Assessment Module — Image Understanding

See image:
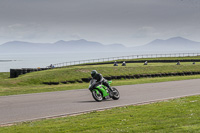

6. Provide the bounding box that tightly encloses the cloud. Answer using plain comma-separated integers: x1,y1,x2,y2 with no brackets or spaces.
0,0,200,46
132,27,161,39
0,23,49,42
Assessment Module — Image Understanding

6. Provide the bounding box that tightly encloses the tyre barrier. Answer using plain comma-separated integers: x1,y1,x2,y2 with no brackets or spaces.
43,82,59,85
42,71,200,85
120,75,126,79
76,80,83,83
10,69,23,78
134,74,140,79
111,76,117,79
104,77,112,80
10,68,50,78
61,81,68,84
51,82,60,85
22,68,27,74
82,78,91,82
116,76,122,79
68,81,76,83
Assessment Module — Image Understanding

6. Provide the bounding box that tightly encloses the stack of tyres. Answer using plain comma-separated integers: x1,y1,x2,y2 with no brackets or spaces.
22,68,27,74
10,69,17,78
10,69,23,78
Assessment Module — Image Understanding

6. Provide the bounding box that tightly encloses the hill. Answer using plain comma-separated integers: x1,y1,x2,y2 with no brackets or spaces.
133,37,200,51
1,37,200,53
0,39,127,53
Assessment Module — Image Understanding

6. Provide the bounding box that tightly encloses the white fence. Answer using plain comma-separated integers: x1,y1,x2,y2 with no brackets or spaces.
50,53,200,68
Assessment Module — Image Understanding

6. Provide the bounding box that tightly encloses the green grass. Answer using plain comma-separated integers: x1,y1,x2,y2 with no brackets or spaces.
0,56,200,96
3,62,200,85
1,60,200,96
1,75,200,96
1,56,200,132
1,95,200,132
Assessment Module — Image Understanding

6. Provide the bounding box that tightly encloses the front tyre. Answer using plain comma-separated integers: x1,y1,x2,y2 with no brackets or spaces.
92,90,103,102
112,87,120,100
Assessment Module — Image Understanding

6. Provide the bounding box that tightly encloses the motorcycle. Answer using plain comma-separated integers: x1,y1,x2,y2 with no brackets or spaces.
89,79,120,102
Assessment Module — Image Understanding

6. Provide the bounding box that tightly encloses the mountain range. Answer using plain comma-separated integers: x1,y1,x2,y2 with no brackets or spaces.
134,37,200,51
0,37,200,53
0,39,126,53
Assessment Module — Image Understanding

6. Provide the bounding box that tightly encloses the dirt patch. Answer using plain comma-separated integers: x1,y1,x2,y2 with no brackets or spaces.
76,69,90,73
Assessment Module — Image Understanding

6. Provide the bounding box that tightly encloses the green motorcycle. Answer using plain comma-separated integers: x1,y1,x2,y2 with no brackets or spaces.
89,79,120,102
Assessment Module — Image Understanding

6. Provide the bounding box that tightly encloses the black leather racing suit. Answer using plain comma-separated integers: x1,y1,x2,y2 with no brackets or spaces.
92,73,112,91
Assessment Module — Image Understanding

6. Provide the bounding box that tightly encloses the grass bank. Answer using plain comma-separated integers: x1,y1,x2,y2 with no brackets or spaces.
1,75,200,96
1,95,200,132
2,62,200,85
0,56,200,96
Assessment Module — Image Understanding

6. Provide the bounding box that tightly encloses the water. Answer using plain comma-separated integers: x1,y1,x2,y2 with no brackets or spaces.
0,50,199,72
0,51,138,72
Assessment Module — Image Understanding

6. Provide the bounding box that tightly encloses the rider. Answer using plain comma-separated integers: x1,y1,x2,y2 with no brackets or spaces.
91,70,114,96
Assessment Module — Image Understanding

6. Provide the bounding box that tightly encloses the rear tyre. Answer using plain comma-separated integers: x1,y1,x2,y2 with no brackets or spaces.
112,87,120,100
92,90,103,102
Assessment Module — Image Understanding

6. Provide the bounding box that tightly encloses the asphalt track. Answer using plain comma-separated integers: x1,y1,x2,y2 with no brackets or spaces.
0,79,200,125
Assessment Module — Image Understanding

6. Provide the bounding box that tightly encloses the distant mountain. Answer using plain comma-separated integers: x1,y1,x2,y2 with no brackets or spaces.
133,37,200,51
0,39,127,53
54,39,103,47
1,37,200,53
0,41,51,53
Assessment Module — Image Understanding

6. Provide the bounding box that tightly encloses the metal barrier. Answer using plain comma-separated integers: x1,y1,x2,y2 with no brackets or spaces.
50,53,200,68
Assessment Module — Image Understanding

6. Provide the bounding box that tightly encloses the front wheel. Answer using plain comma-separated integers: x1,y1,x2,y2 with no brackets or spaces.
92,90,103,102
112,87,120,100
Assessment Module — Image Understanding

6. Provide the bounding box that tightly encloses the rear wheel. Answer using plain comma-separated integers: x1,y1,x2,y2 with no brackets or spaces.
112,87,120,100
92,90,103,102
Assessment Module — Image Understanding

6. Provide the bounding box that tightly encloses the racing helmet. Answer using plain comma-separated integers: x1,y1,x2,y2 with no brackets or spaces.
91,70,97,77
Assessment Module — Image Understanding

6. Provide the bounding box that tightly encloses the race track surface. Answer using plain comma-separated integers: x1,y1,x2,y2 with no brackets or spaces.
0,79,200,125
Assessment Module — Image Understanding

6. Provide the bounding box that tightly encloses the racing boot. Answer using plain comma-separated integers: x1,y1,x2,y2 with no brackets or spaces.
108,86,114,97
103,80,114,97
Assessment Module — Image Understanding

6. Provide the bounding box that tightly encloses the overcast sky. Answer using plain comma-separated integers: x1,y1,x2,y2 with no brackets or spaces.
0,0,200,47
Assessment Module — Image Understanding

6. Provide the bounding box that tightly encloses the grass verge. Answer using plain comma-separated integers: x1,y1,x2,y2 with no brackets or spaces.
1,62,200,85
1,56,200,96
1,95,200,132
1,75,200,96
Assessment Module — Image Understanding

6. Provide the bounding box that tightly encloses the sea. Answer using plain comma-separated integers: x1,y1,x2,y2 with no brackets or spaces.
0,50,199,72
